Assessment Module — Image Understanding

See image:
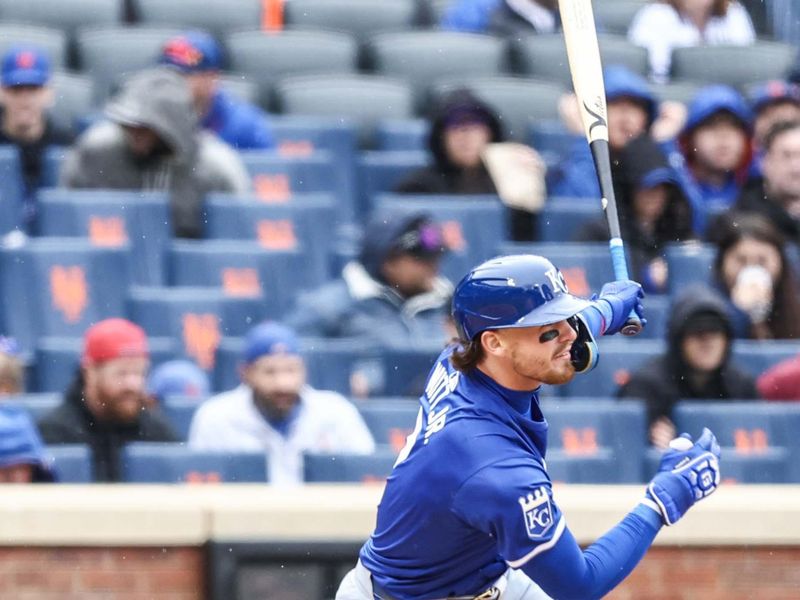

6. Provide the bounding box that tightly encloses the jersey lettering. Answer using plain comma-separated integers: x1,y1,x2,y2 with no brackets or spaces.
425,362,460,409
424,405,450,445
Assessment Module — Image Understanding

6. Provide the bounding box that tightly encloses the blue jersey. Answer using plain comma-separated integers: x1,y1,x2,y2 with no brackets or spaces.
202,89,275,150
360,346,564,599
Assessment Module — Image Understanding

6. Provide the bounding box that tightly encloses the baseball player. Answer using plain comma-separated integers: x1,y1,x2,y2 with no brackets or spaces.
336,254,721,600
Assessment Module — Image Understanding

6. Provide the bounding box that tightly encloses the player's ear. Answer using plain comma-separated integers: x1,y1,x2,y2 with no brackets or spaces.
481,330,505,357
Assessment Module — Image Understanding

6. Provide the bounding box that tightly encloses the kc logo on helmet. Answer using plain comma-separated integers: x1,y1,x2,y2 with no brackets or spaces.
518,486,553,540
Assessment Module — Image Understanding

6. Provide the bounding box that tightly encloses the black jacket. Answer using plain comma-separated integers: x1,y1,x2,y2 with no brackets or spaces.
37,374,177,482
618,285,758,427
731,177,800,243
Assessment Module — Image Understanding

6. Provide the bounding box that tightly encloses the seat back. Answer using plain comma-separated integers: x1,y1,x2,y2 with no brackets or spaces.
50,71,95,135
303,447,398,483
45,444,93,483
357,399,420,452
0,0,121,35
357,151,430,218
671,42,796,87
284,0,417,39
160,396,203,441
0,24,68,70
133,0,262,35
0,146,24,234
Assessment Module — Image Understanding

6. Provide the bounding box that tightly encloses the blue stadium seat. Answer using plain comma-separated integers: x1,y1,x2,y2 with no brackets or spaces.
37,189,171,286
238,150,356,221
543,449,619,484
537,198,603,243
0,24,68,70
664,242,715,294
34,336,178,393
202,194,336,285
674,401,800,482
133,0,262,35
0,145,24,234
543,399,647,482
4,393,61,420
374,194,506,284
644,445,790,484
375,119,428,151
559,339,666,398
127,287,266,376
382,342,443,398
730,340,800,379
122,442,268,483
211,337,244,392
303,447,398,483
357,399,420,451
45,444,93,483
640,294,670,341
357,151,429,219
497,241,615,298
160,396,202,441
0,239,130,350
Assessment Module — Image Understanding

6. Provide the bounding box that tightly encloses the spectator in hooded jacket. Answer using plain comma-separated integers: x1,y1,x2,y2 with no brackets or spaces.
575,136,694,293
38,318,177,482
60,67,251,238
628,0,755,83
619,284,758,449
284,211,453,347
159,31,275,150
0,406,55,483
395,88,541,241
669,85,752,235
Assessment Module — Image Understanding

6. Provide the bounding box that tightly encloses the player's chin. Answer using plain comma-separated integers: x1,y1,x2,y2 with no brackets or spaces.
540,359,576,386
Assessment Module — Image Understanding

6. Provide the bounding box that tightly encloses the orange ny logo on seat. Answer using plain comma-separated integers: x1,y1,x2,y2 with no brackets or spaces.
221,268,261,297
182,313,221,371
734,428,769,454
50,266,88,324
440,221,466,252
560,267,590,297
88,216,128,247
278,140,315,157
256,219,298,250
254,174,291,202
561,427,599,455
185,470,222,484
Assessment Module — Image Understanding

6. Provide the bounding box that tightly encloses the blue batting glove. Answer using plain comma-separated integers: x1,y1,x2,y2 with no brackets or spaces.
644,428,721,526
593,280,646,335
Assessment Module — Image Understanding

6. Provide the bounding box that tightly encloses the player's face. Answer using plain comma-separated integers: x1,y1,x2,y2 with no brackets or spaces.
607,98,648,150
690,115,748,173
682,330,727,372
496,320,578,387
83,357,150,424
243,353,306,421
721,237,782,290
443,122,492,169
762,128,800,200
754,102,800,147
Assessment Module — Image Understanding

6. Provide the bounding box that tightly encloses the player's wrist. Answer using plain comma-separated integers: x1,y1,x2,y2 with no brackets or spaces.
633,500,664,529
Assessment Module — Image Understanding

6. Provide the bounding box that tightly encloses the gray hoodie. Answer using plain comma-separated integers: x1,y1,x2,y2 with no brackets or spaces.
60,68,251,238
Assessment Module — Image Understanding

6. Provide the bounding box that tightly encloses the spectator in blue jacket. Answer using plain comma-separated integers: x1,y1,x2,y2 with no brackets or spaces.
668,85,752,235
0,405,56,483
440,0,560,37
160,31,275,150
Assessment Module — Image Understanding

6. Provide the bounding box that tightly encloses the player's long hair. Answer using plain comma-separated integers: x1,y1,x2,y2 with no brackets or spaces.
449,337,484,373
664,0,731,18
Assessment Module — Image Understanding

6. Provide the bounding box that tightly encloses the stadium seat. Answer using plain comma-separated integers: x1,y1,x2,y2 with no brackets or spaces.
649,81,701,105
357,151,430,218
528,120,582,172
34,335,178,393
127,287,266,374
0,0,121,37
37,189,171,286
558,339,666,398
643,445,790,484
0,239,130,350
284,0,417,39
4,393,61,420
543,399,647,482
730,340,800,379
236,150,354,221
512,34,649,85
75,27,184,102
496,241,615,297
227,29,359,104
303,447,398,483
271,115,359,161
167,239,312,318
594,1,647,36
664,242,715,294
357,399,420,451
274,74,415,147
431,76,566,140
45,444,92,483
0,24,67,70
203,193,337,283
122,442,269,483
364,31,507,107
381,342,443,398
50,72,95,135
670,42,796,87
133,0,262,36
374,194,506,284
160,396,202,441
640,294,670,341
0,146,24,234
219,74,259,105
536,198,603,243
375,118,429,151
543,448,620,484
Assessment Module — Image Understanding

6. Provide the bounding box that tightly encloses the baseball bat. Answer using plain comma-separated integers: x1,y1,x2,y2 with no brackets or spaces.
558,0,642,336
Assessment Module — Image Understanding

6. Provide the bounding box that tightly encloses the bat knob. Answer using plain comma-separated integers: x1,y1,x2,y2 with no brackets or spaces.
621,322,642,337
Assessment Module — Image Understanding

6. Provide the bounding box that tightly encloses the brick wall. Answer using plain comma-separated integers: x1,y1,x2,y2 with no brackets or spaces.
612,547,800,600
0,547,204,600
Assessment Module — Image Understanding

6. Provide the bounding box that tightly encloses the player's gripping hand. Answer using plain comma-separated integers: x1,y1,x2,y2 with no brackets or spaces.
593,280,646,335
644,428,721,526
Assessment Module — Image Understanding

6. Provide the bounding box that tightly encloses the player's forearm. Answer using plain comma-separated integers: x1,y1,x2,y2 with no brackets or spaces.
521,504,661,600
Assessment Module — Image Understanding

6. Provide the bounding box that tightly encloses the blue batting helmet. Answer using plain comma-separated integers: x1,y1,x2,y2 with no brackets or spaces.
452,255,592,341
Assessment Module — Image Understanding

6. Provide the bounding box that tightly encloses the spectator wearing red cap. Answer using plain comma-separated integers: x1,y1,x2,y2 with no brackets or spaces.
37,318,177,482
159,31,275,150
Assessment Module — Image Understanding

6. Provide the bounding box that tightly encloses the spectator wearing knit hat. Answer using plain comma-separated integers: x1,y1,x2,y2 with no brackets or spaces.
0,406,55,483
37,318,177,482
146,359,210,407
188,322,374,485
159,31,275,150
